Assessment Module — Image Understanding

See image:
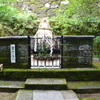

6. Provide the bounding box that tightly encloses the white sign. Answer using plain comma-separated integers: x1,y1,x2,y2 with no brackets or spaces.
10,44,16,63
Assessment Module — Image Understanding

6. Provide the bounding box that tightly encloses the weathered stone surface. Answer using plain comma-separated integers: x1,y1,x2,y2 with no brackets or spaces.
0,36,28,68
29,4,37,10
40,0,50,4
25,78,67,90
61,90,79,100
51,3,59,8
33,90,64,100
62,35,94,68
16,90,33,100
25,78,67,85
0,80,24,88
45,3,50,8
47,9,54,17
16,90,79,100
67,81,100,89
14,0,69,17
0,80,24,92
24,0,30,2
36,8,47,14
82,97,100,100
38,14,47,18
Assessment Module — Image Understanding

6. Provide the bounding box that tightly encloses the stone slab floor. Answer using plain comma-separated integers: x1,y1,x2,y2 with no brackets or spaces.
16,90,79,100
0,91,100,100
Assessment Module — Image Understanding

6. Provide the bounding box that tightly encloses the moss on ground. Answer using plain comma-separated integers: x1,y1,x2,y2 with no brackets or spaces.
93,61,100,68
82,97,100,100
67,81,100,89
0,92,16,100
0,68,99,81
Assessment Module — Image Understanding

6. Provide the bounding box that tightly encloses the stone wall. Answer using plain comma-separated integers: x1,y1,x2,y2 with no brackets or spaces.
0,35,94,69
14,0,69,18
0,36,28,68
62,35,94,68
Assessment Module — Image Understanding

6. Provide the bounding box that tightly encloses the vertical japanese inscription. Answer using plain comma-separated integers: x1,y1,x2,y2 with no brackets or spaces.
10,44,16,63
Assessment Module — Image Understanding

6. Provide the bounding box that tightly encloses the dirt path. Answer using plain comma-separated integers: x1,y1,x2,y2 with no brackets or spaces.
0,92,16,100
78,93,100,98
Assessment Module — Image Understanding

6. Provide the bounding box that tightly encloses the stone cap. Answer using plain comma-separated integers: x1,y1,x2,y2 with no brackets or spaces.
63,35,94,38
0,35,95,40
0,36,28,39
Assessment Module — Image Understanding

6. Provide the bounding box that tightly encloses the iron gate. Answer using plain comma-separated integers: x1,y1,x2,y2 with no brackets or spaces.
28,36,63,68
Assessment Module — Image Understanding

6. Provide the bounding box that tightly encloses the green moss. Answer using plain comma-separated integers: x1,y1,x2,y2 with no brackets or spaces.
0,68,100,81
82,97,100,100
92,61,100,68
67,81,100,89
0,51,10,56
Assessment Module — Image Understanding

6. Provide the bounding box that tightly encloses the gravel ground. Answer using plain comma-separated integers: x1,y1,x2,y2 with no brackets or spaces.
0,92,16,100
78,93,100,98
0,92,100,100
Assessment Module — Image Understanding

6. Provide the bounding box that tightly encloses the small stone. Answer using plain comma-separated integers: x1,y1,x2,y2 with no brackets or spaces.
22,4,29,11
33,90,64,100
47,9,54,17
61,0,69,5
40,0,50,5
29,4,37,10
36,8,47,14
51,3,59,9
45,3,50,8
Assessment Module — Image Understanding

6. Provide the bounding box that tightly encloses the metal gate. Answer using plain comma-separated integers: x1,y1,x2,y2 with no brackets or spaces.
28,36,63,69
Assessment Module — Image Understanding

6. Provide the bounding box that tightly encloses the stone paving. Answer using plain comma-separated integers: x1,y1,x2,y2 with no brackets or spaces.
0,80,24,92
16,90,79,100
15,78,79,100
0,79,100,100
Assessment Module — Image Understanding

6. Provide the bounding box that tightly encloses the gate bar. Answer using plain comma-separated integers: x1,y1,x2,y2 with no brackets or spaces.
61,35,63,68
28,35,31,69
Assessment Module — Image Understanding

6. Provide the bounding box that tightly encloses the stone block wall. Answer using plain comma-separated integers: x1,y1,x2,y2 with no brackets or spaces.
0,35,94,69
14,0,68,17
62,35,94,68
0,36,28,68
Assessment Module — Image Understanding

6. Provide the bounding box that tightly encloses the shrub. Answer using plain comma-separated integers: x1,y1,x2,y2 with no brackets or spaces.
0,3,37,36
93,36,100,58
50,0,100,36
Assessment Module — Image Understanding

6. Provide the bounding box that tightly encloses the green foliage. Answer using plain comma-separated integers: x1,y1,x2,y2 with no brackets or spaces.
0,0,17,4
0,1,37,36
37,45,49,58
93,36,100,58
51,0,100,36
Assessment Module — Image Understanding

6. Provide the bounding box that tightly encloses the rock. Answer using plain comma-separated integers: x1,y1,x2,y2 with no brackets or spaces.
51,3,59,9
29,4,37,10
47,9,54,17
40,0,50,5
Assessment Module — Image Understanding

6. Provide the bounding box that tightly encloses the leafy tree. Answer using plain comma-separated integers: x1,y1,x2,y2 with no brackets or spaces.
93,36,100,58
51,0,100,36
0,0,37,36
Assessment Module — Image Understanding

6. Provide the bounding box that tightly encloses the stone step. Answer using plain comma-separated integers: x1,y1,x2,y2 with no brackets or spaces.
0,80,24,92
15,90,33,100
25,78,67,90
16,90,80,100
67,81,100,93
